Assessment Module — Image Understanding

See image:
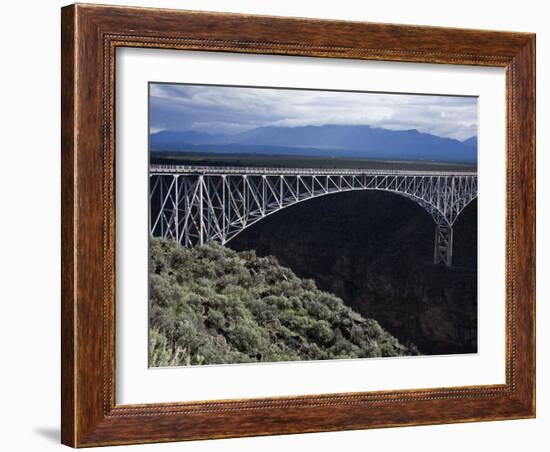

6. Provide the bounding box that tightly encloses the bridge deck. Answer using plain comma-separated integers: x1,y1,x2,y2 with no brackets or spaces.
150,164,477,177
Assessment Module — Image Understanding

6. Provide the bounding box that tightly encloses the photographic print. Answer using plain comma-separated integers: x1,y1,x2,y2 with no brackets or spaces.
148,83,478,367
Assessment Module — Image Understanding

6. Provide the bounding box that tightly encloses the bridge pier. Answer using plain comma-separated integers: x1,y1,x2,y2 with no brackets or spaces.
434,223,453,266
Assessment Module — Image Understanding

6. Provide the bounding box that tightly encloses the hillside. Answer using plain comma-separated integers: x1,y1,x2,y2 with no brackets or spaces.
230,190,478,355
149,238,415,367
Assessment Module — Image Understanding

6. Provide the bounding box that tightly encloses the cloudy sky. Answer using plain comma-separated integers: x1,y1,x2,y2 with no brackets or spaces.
150,83,478,141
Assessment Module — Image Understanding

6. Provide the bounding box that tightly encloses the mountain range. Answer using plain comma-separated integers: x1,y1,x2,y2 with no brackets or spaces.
150,125,477,164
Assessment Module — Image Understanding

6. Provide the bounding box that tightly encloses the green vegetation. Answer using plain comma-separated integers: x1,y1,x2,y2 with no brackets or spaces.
149,237,415,367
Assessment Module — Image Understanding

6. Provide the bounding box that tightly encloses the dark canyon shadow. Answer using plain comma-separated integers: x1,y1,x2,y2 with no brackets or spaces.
229,190,478,355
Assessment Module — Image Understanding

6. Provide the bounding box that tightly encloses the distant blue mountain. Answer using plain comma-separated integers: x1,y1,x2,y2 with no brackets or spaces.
150,130,226,146
151,125,477,164
462,136,477,148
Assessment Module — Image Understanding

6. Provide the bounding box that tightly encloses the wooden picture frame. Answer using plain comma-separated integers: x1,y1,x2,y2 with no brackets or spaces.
61,3,535,447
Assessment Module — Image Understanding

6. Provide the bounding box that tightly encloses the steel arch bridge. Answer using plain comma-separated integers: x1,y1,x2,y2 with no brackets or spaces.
150,165,477,266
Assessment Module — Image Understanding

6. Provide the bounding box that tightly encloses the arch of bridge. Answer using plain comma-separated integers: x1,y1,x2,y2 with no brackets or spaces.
222,185,477,245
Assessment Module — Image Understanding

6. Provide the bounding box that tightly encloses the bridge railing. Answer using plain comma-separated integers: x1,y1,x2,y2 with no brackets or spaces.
149,164,477,177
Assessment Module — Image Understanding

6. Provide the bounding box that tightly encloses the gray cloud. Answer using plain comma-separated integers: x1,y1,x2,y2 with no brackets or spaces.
150,83,477,141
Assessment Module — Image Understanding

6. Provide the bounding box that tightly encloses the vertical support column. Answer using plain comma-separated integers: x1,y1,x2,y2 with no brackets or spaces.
183,176,190,247
205,176,212,244
198,175,204,246
221,175,226,244
174,175,179,244
434,223,453,266
262,175,266,216
149,175,157,238
159,176,164,238
243,175,248,224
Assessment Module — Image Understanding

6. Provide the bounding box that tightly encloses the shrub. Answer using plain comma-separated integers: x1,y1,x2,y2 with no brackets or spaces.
149,238,416,366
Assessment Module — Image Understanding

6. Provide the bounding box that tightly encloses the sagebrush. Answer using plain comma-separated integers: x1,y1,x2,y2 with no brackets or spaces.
149,238,415,366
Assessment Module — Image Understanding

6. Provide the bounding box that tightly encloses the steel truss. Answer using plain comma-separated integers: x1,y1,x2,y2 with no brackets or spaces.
149,165,477,267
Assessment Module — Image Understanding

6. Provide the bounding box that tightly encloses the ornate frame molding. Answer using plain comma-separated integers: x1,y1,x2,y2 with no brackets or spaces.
61,4,535,447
